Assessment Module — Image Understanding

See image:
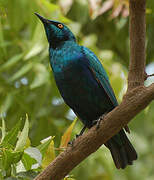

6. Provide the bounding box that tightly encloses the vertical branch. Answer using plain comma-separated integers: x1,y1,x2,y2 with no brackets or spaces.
128,0,146,90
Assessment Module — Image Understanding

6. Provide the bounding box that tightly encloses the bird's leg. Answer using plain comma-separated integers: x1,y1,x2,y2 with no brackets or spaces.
93,113,107,130
68,126,87,147
96,117,102,129
68,140,74,147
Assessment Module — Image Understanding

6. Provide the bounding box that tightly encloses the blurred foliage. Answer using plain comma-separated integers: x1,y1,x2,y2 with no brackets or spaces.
0,0,154,179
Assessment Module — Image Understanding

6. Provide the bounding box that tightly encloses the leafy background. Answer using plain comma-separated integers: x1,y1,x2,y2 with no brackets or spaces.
0,0,154,179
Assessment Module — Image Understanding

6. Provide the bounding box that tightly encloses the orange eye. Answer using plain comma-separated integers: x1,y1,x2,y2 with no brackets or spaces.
58,24,63,29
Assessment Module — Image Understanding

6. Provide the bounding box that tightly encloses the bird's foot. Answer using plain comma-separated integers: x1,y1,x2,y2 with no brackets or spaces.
68,139,75,147
67,126,87,147
96,117,102,129
67,134,81,147
67,135,81,147
75,134,80,139
93,114,107,130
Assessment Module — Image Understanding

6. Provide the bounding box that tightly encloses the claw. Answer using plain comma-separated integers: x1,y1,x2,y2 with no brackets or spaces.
96,117,102,129
94,114,107,130
76,134,80,138
67,126,87,147
68,140,74,147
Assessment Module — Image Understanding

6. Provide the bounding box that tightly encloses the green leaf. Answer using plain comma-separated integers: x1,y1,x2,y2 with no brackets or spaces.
59,15,72,23
30,64,49,89
24,43,44,60
0,171,3,180
15,115,29,151
0,54,23,72
42,139,55,169
40,0,59,11
24,147,42,165
0,94,13,114
24,137,31,149
24,24,45,60
2,149,23,170
0,20,6,56
1,120,21,148
64,177,76,180
4,178,18,180
21,152,37,171
9,63,33,82
37,137,53,157
16,171,39,179
1,118,6,142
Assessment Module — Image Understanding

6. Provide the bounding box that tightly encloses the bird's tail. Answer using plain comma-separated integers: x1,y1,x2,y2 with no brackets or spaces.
105,129,137,169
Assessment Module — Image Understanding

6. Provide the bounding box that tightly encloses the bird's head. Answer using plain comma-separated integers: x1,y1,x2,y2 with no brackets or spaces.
35,13,76,47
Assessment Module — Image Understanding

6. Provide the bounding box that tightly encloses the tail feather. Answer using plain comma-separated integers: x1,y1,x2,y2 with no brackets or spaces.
105,129,137,169
119,130,137,164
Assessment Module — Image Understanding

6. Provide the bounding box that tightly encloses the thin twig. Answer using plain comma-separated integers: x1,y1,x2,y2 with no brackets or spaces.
147,74,154,78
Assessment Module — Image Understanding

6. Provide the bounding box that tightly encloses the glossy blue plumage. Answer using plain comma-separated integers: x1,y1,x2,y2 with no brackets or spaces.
50,41,117,127
35,13,137,169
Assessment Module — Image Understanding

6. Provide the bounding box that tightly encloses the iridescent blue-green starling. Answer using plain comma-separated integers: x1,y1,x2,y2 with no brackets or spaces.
35,13,137,169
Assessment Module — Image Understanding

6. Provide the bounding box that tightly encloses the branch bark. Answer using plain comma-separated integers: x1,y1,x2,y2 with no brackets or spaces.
35,0,154,179
128,0,146,90
35,85,154,180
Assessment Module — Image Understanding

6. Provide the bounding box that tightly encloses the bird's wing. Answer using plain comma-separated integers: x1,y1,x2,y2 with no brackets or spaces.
82,46,118,107
82,46,130,132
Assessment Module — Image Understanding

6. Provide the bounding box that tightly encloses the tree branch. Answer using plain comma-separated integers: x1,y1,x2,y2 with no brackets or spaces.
35,0,153,179
35,85,154,180
146,73,154,79
128,0,146,90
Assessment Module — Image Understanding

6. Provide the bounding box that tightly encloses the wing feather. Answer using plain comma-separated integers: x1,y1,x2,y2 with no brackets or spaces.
82,46,118,107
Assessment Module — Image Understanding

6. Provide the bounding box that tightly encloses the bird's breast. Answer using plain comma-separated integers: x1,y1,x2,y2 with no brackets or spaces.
50,49,85,82
54,61,84,83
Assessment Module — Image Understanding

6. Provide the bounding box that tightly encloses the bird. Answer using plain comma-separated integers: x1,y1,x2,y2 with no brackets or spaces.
35,13,137,169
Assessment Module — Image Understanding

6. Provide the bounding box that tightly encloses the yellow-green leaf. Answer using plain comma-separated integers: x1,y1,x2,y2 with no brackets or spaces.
24,137,31,149
1,117,6,142
42,139,55,169
15,114,29,151
60,117,77,148
64,175,75,180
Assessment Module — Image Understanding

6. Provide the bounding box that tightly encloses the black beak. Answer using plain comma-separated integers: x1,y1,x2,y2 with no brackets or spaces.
34,13,50,24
